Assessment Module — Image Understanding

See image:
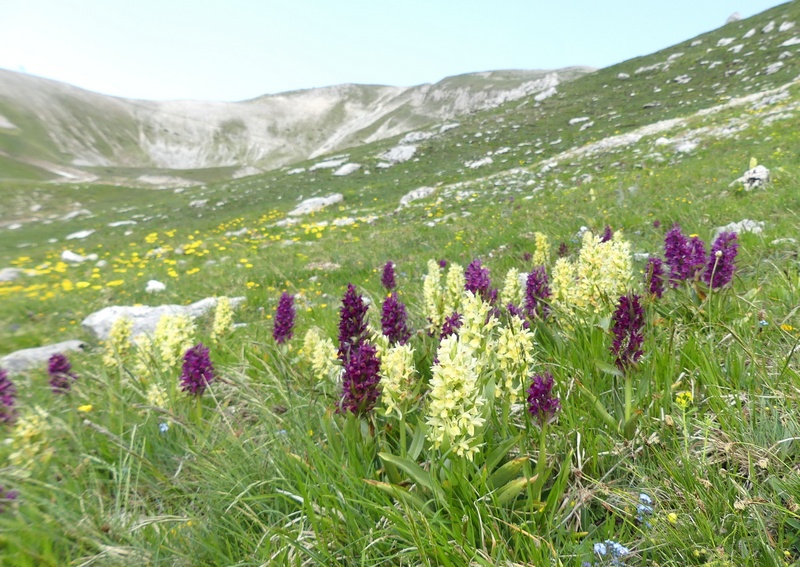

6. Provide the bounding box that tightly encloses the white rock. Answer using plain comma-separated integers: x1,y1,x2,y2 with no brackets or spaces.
61,250,98,263
534,87,557,101
765,62,784,75
96,260,108,267
579,121,595,131
399,186,436,207
717,38,736,47
82,297,245,341
0,268,22,282
633,253,651,262
726,12,742,24
772,238,797,245
439,123,460,133
0,114,17,129
332,163,361,176
288,193,344,216
60,209,91,221
674,140,699,153
569,117,591,125
617,73,630,80
465,157,493,169
189,199,208,208
332,217,355,227
779,21,795,32
780,36,800,47
7,223,22,230
729,165,770,190
743,28,756,39
763,21,775,33
714,219,765,238
399,131,435,144
691,40,703,47
108,220,137,227
674,75,692,84
145,280,166,293
287,167,306,175
309,158,348,171
667,52,684,61
779,51,793,59
65,229,95,241
379,145,417,164
728,44,744,54
1,340,86,375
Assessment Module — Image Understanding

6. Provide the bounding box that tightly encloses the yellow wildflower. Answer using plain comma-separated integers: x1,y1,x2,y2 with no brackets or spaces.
102,316,134,367
443,263,466,316
532,232,550,266
300,327,341,383
500,267,524,308
423,259,445,330
379,343,417,419
210,297,234,342
77,404,93,413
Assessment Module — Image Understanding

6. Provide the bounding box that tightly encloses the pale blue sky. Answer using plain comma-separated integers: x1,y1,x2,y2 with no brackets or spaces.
0,0,786,101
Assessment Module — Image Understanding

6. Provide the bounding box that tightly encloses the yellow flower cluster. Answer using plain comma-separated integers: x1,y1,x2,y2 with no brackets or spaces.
458,291,497,374
102,316,134,367
379,343,417,419
300,328,341,383
152,314,197,372
532,232,550,266
8,406,53,468
551,231,633,314
426,335,486,461
423,260,445,329
146,383,169,408
443,263,466,316
500,267,524,308
210,297,234,342
494,315,535,403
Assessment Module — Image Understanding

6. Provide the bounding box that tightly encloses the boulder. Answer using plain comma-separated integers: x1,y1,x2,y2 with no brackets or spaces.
714,219,765,238
145,280,166,293
379,145,417,164
65,229,95,240
332,163,361,176
729,165,770,190
0,268,22,282
399,186,436,207
726,12,742,24
288,193,344,216
82,297,245,341
61,250,98,263
1,340,86,375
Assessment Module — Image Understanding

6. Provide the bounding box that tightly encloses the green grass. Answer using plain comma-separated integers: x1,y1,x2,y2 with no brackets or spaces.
2,3,800,565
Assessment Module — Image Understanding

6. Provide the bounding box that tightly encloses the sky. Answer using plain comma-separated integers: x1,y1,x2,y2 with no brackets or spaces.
0,0,787,102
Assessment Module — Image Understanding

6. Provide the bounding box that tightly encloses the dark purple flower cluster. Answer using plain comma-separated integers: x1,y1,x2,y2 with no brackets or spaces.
180,343,215,396
381,261,397,291
0,368,16,424
381,292,411,345
600,225,614,243
524,266,551,319
273,292,296,344
664,224,692,283
438,259,448,269
527,372,561,426
0,485,18,513
664,224,706,284
440,312,463,339
610,294,645,370
557,242,570,258
48,353,77,393
339,342,381,416
704,232,738,289
645,257,665,299
687,236,707,278
338,284,369,361
507,303,526,321
465,259,492,300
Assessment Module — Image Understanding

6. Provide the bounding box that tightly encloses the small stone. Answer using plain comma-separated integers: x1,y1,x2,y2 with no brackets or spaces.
65,229,95,240
145,280,166,293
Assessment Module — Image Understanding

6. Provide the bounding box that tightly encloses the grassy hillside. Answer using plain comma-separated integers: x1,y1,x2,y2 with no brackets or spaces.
1,2,800,565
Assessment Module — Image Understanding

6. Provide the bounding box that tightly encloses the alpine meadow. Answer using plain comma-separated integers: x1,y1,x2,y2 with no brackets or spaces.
3,3,800,566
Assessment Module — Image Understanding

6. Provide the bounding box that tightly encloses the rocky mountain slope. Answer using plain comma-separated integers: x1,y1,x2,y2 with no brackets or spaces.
0,67,591,183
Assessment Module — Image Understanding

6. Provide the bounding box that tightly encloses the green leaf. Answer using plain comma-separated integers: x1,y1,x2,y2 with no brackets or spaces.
378,452,445,502
407,423,426,461
485,434,522,473
595,360,624,377
364,480,434,515
545,449,573,518
487,457,527,491
495,476,533,506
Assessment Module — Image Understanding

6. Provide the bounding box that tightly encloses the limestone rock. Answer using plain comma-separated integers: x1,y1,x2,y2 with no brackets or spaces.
332,163,361,176
61,250,98,263
399,186,436,207
379,145,417,164
1,340,86,375
730,165,770,190
145,280,166,293
0,268,22,282
65,229,95,240
288,193,344,216
82,297,245,341
726,12,742,24
714,219,765,238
